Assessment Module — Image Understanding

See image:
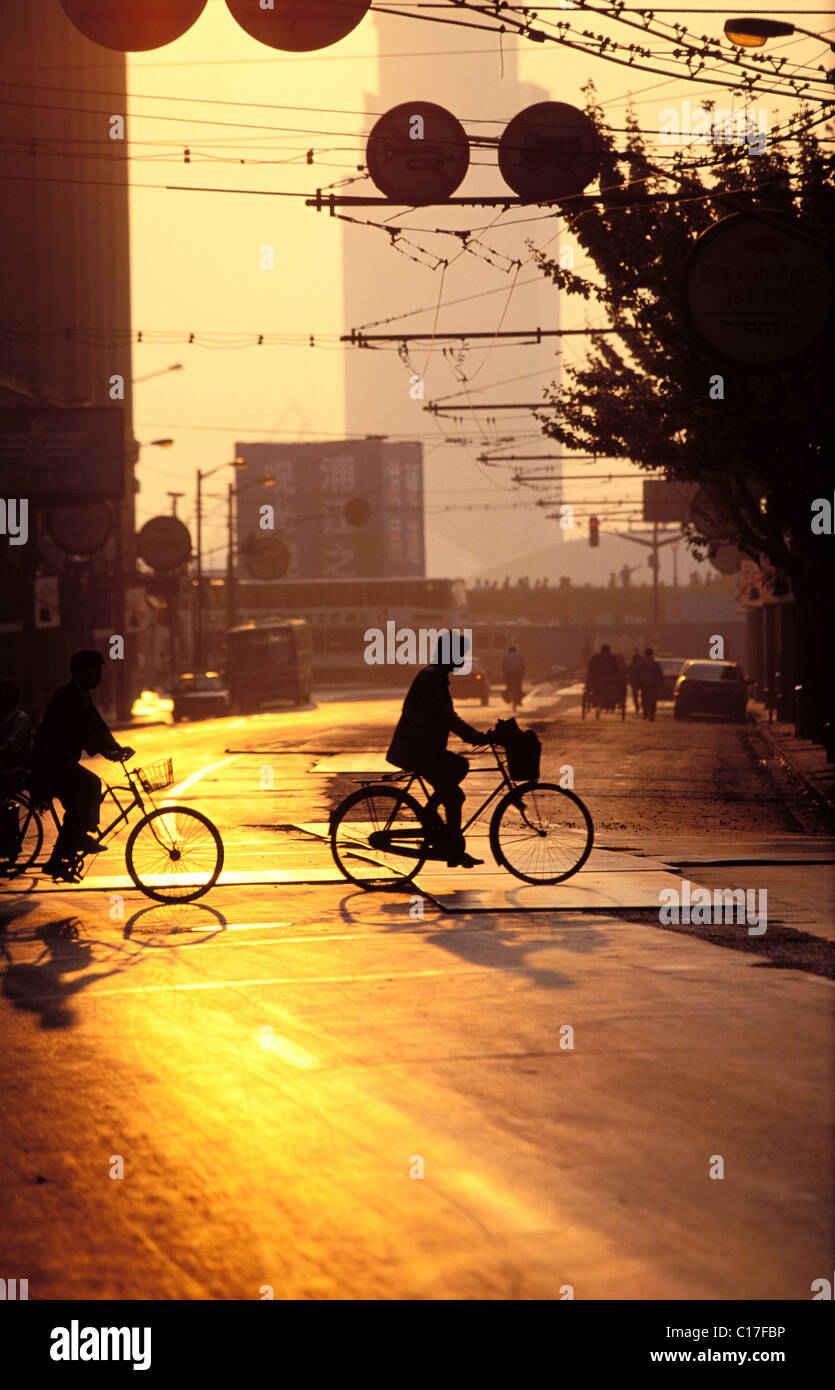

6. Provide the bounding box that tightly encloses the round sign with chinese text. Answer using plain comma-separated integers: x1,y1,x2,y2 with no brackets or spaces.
498,103,601,203
680,212,833,367
366,103,470,205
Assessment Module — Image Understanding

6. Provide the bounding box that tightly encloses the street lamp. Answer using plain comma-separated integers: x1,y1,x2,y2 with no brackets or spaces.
226,473,276,632
132,363,184,384
723,17,835,51
194,456,247,669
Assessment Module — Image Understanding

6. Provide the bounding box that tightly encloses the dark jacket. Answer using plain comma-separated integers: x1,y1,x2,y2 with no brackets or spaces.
31,681,120,792
635,655,664,691
387,665,483,770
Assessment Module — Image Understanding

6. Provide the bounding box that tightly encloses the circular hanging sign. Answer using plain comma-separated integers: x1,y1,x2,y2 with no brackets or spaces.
709,544,747,575
60,0,207,51
49,502,112,557
680,212,834,368
366,102,470,205
243,534,290,580
137,516,192,572
225,0,371,52
689,486,739,544
498,102,601,203
343,496,371,527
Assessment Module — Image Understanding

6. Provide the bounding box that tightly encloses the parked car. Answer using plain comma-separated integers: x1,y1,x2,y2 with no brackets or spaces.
451,658,490,705
172,671,230,721
656,656,687,702
673,659,748,723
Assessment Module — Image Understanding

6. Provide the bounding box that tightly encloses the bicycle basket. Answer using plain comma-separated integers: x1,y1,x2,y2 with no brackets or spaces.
500,728,541,783
137,757,174,792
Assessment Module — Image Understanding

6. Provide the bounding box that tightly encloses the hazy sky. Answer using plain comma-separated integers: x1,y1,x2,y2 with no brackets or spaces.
126,2,834,579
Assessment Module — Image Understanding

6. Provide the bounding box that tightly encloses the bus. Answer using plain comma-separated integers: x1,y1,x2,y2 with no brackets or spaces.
233,577,467,685
225,618,313,711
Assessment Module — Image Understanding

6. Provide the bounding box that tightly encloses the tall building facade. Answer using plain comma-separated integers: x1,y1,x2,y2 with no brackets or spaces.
0,0,135,717
342,13,562,579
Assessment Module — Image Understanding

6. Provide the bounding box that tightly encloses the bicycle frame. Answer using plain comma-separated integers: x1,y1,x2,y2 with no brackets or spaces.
384,741,521,834
44,765,153,845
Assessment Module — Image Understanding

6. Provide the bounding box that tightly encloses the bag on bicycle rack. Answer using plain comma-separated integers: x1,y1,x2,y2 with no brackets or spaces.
494,717,541,782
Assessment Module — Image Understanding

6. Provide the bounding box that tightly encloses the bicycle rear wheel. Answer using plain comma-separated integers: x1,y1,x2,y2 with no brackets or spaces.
126,806,224,903
1,793,43,874
490,781,594,884
330,785,428,889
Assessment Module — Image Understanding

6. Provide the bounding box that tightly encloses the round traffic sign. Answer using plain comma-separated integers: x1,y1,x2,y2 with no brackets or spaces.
242,534,290,580
49,502,112,557
498,102,601,202
343,496,371,527
680,212,834,367
60,0,207,51
366,102,470,205
709,544,746,575
225,0,371,52
137,516,192,572
689,486,738,544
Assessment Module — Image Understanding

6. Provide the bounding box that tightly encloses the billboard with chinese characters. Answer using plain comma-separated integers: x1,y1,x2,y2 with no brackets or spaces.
232,438,424,579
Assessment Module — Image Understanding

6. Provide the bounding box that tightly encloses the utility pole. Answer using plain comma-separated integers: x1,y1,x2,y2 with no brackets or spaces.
195,468,204,668
226,481,236,634
592,523,680,633
166,491,184,517
194,456,247,671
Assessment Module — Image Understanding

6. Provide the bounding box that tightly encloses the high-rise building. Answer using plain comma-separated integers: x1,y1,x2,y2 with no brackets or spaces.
0,0,135,717
342,12,562,578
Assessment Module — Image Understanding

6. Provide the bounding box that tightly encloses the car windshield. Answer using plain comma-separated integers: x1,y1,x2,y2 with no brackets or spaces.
683,662,743,682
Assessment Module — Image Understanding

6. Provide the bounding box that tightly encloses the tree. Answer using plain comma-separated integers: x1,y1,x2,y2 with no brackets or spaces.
533,86,834,736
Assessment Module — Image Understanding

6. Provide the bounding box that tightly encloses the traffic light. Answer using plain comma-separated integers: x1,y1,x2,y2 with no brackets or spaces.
589,517,599,548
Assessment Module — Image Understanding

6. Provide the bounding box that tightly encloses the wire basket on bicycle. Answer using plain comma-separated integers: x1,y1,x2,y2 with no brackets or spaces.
136,757,175,793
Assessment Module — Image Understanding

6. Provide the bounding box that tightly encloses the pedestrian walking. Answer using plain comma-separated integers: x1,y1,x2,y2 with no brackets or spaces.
627,649,642,715
636,647,664,722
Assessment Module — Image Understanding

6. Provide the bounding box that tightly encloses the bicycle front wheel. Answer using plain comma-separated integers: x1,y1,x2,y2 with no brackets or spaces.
331,785,428,890
3,793,43,874
126,806,224,903
490,781,594,884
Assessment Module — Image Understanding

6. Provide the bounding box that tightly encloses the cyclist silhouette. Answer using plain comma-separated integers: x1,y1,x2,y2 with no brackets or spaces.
386,632,492,868
30,650,134,880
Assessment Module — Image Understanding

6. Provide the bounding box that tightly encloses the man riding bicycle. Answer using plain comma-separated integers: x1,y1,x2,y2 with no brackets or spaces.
386,632,492,869
30,649,134,881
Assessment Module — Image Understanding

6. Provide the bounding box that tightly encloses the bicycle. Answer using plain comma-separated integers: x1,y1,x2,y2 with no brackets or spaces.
329,737,594,891
0,756,223,904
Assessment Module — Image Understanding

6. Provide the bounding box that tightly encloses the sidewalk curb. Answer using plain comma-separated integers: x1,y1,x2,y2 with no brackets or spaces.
754,716,835,817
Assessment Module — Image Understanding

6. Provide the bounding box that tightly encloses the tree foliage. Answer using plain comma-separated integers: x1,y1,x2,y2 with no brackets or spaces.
534,86,834,581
